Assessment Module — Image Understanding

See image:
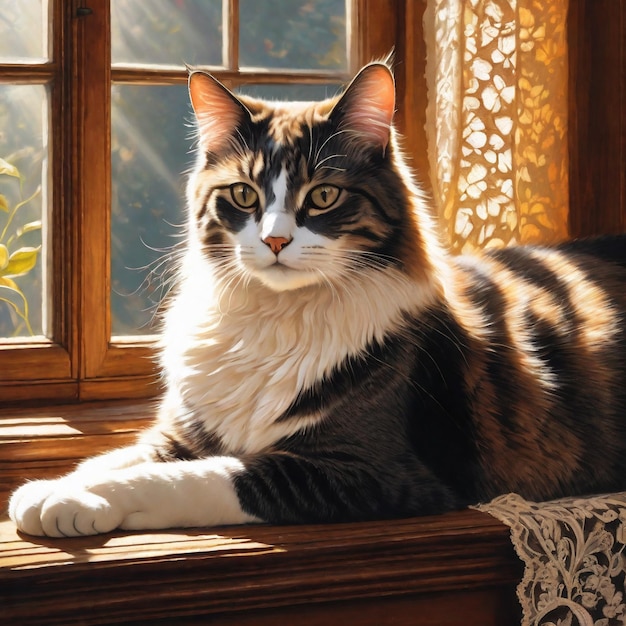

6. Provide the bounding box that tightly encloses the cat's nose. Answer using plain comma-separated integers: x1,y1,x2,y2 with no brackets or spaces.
263,236,292,255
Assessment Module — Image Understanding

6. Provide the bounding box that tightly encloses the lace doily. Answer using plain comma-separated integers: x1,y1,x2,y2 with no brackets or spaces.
475,492,626,626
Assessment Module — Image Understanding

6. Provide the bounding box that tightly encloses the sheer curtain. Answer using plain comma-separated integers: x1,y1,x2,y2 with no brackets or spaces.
423,0,569,253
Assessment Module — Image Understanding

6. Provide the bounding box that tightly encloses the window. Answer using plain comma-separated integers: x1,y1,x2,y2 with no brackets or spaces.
0,0,394,405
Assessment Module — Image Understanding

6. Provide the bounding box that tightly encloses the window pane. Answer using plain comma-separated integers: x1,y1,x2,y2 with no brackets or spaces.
239,0,347,70
0,85,48,338
237,83,342,101
0,0,49,63
111,0,223,67
111,84,190,336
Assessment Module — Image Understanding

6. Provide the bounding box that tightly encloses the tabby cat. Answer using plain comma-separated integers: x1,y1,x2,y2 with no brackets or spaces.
9,62,626,537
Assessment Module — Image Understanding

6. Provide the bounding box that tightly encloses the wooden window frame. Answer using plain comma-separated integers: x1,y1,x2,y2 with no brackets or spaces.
567,0,626,238
0,1,75,403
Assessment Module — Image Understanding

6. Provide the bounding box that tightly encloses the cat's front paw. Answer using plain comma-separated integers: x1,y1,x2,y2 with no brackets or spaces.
9,479,124,537
9,479,60,536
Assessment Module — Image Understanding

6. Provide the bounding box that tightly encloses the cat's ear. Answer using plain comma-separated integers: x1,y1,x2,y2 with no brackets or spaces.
330,62,396,153
188,71,251,153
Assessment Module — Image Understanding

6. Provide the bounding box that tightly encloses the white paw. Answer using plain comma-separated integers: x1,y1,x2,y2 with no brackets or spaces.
9,478,124,537
9,479,59,536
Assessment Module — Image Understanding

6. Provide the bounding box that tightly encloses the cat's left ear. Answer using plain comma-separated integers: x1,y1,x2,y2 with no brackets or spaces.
330,62,396,154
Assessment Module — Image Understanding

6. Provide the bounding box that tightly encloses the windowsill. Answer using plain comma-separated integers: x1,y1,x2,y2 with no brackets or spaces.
0,402,522,625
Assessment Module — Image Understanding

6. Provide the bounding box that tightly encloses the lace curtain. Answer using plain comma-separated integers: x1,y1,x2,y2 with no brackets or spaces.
423,0,569,253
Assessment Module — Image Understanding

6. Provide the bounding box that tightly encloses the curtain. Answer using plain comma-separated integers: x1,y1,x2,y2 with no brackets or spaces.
423,0,569,253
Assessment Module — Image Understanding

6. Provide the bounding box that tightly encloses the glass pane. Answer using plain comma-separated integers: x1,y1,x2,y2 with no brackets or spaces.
0,85,48,338
0,0,49,63
111,0,222,67
237,83,342,101
111,84,191,336
239,0,347,70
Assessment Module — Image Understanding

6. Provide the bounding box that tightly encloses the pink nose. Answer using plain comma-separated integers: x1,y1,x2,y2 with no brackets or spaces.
263,236,291,254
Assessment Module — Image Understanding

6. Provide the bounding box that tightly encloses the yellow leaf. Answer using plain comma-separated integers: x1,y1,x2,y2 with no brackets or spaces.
0,194,8,212
0,276,18,290
2,246,40,277
16,220,42,238
0,244,8,269
0,157,20,178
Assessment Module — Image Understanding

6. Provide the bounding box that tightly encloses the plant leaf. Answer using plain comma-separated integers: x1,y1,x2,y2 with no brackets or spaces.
15,220,42,239
1,246,40,277
0,194,8,212
0,244,8,270
0,284,34,336
0,158,20,178
0,275,18,290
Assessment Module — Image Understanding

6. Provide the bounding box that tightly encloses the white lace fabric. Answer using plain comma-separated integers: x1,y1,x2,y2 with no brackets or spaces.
475,492,626,626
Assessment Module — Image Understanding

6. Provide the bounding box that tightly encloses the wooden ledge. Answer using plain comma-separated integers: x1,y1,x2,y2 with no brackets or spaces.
1,511,521,625
0,403,523,625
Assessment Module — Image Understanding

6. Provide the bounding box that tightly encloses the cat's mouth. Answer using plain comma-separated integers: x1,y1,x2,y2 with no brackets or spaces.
254,262,320,291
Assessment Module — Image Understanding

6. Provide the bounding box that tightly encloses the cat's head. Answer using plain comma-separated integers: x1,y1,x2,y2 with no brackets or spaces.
186,62,433,293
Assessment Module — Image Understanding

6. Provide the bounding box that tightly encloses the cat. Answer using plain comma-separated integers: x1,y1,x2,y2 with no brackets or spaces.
8,62,626,537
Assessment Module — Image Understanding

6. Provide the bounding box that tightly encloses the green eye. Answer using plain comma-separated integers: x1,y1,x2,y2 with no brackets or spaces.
230,183,258,210
309,184,341,215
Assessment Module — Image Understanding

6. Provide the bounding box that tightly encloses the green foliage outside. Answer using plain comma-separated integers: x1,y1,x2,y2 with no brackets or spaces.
0,83,45,339
0,157,41,337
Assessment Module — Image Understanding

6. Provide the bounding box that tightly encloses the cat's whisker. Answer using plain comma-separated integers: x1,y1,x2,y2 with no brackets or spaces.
307,124,313,165
314,153,347,170
115,246,186,331
343,248,403,266
215,268,249,313
314,129,352,165
313,267,340,303
317,165,347,173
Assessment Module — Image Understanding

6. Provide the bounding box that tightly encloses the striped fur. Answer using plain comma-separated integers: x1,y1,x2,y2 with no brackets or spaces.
9,63,626,536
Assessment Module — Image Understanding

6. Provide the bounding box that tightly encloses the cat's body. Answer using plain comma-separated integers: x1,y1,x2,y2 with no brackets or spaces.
9,63,626,537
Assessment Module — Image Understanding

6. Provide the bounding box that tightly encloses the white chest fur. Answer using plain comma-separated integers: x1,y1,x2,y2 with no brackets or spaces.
159,256,434,455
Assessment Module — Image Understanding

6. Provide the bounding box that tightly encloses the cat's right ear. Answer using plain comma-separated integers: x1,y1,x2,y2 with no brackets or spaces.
188,71,250,154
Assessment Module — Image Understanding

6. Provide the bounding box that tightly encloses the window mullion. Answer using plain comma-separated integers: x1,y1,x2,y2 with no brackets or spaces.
224,0,239,71
73,0,112,386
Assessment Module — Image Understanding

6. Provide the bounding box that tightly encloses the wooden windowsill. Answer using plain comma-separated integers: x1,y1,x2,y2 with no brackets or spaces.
0,402,522,625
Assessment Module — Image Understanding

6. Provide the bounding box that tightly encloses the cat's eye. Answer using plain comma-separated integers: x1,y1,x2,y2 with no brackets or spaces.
230,183,259,210
309,184,341,215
